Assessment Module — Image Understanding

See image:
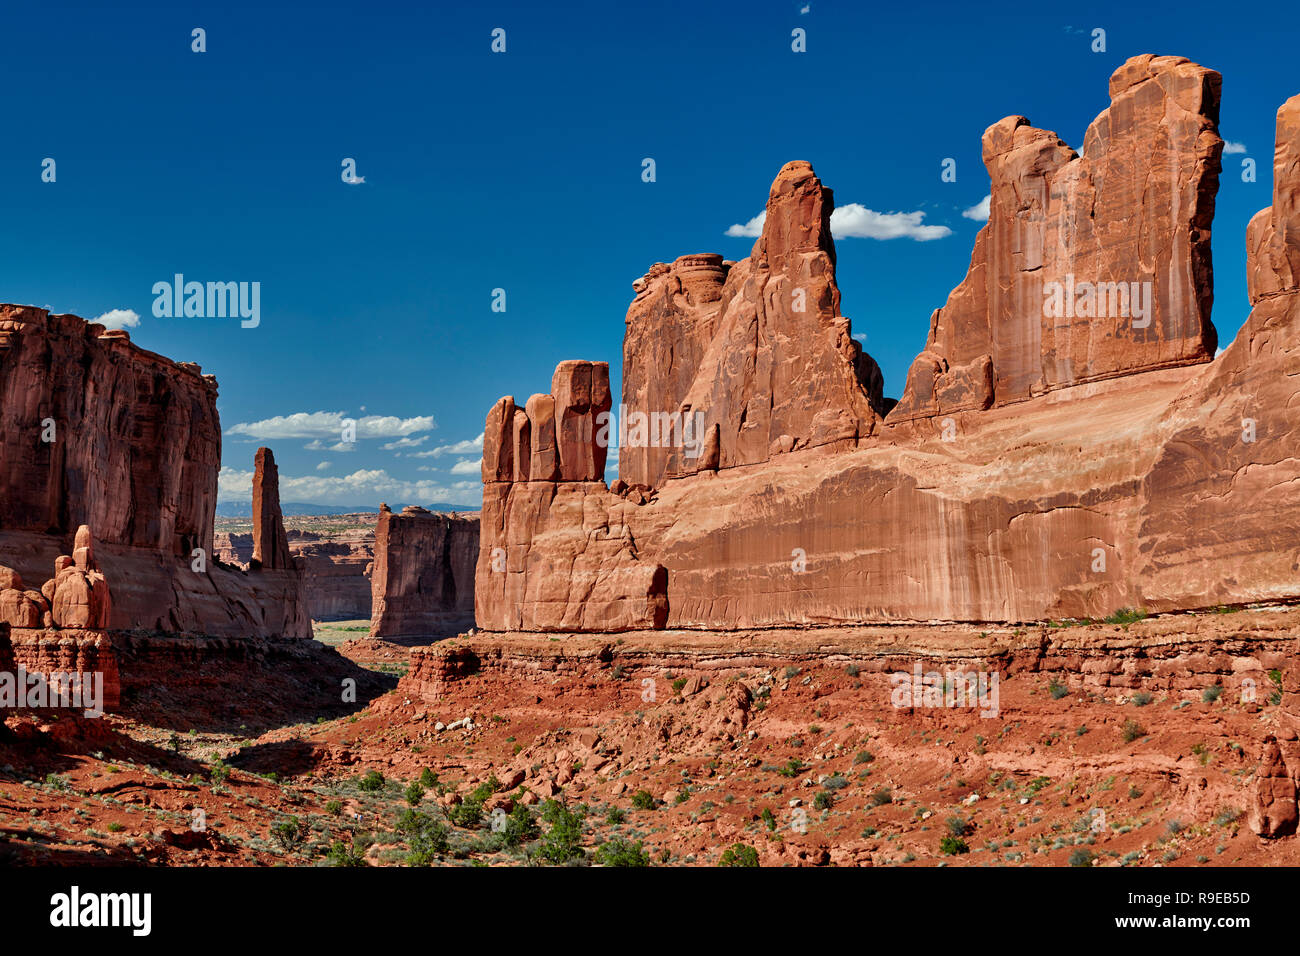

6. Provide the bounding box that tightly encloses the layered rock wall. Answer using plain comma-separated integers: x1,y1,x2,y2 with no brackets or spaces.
0,308,310,639
369,506,478,638
0,305,218,554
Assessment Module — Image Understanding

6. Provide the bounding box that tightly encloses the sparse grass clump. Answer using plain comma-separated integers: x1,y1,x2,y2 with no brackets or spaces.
1105,607,1148,626
946,815,972,838
1214,807,1242,827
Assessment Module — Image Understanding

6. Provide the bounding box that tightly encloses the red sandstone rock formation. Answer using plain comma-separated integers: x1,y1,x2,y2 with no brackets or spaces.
0,622,122,712
1251,736,1298,837
0,306,310,639
622,162,882,489
369,507,478,639
51,525,112,629
890,55,1222,422
0,306,218,554
473,64,1300,633
1,525,111,630
477,363,668,632
251,447,291,570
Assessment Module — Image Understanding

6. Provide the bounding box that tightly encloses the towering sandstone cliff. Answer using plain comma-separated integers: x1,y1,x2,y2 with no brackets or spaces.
369,505,478,638
889,55,1222,421
0,306,309,639
475,57,1300,632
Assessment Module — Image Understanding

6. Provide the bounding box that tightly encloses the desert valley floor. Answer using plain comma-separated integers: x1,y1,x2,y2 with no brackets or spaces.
5,603,1300,867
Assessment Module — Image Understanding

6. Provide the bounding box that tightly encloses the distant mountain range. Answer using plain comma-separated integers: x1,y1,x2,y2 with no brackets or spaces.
215,501,478,517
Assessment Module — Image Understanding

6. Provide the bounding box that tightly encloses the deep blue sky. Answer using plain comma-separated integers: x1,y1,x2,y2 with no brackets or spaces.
3,0,1294,507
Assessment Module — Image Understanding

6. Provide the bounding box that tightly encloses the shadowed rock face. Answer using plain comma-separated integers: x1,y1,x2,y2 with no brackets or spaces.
0,310,310,639
890,55,1223,422
472,63,1300,634
0,306,219,555
369,506,478,639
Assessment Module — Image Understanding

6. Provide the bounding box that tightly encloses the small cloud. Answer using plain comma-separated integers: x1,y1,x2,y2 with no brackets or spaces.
961,195,991,222
831,204,951,241
316,461,331,471
226,411,436,441
93,308,140,330
1223,140,1248,155
725,211,767,238
382,435,429,451
306,439,355,452
727,204,952,241
411,433,485,459
852,332,867,343
449,458,481,475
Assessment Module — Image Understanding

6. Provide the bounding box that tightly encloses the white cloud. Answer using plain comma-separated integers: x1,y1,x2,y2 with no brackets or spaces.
1223,140,1248,155
725,211,767,238
411,433,485,459
961,195,991,222
832,203,951,240
93,309,141,330
726,204,952,241
305,440,356,452
382,435,429,451
218,467,254,500
218,466,480,506
316,461,331,471
225,411,436,441
449,458,481,475
852,332,867,343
